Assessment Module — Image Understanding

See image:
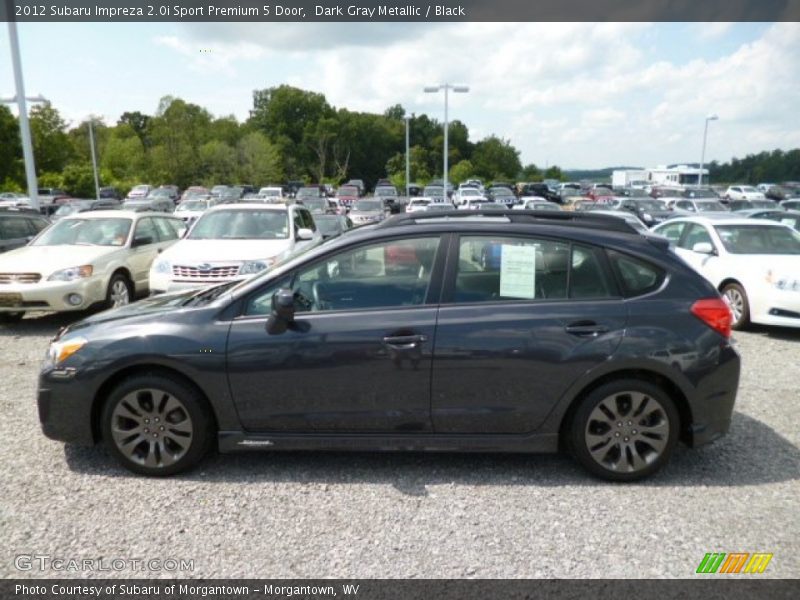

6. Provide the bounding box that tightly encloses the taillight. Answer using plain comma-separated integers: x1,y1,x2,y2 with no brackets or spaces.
691,298,732,338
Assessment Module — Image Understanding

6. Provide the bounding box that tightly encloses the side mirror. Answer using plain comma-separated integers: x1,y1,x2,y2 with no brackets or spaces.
692,242,715,254
296,227,314,241
132,235,153,247
266,288,296,335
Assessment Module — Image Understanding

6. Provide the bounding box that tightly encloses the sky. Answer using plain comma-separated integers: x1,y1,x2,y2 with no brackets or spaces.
1,21,798,169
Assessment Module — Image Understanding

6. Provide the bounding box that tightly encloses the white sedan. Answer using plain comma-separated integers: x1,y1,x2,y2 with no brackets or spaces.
725,185,766,201
0,210,184,320
652,216,800,329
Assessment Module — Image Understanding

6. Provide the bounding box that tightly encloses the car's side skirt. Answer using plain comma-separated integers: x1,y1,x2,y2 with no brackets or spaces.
218,431,560,454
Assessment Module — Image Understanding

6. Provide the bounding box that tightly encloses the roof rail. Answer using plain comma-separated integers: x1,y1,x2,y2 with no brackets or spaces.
377,209,638,234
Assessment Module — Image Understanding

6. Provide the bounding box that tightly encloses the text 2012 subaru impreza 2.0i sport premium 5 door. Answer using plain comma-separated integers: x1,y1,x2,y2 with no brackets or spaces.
37,210,741,481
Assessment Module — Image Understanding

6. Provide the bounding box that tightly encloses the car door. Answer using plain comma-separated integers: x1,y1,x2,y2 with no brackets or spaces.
127,217,163,290
674,223,718,276
226,235,445,433
431,234,627,434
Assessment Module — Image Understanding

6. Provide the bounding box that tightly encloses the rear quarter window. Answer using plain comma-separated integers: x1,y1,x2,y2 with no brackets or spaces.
607,250,666,297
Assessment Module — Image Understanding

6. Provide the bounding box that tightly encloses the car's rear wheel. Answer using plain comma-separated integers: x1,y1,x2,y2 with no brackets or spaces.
570,379,679,482
721,283,750,330
101,374,214,476
106,272,133,309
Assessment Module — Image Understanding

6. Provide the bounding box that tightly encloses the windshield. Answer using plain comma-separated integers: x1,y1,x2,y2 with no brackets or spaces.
259,189,281,197
461,189,480,196
189,210,289,240
176,200,209,211
301,198,328,211
354,200,382,211
337,186,358,197
424,187,444,196
696,201,729,212
715,224,800,254
33,218,132,247
375,186,397,196
296,188,320,198
54,204,86,216
683,189,718,198
632,199,663,210
314,217,341,235
741,186,760,193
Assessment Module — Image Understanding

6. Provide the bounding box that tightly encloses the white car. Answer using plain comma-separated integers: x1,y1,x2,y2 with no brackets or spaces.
149,203,321,294
257,187,285,203
0,210,184,320
725,186,766,201
126,184,152,200
454,187,486,206
513,196,561,211
405,197,433,213
652,216,800,329
174,197,216,225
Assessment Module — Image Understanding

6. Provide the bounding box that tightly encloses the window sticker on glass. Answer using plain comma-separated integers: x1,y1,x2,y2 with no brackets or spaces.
499,244,537,299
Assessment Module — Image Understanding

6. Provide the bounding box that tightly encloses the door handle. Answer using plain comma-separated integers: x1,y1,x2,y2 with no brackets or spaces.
383,334,427,349
565,322,609,337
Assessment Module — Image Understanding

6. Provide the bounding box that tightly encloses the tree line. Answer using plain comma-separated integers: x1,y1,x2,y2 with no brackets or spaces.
0,85,562,198
1,86,797,198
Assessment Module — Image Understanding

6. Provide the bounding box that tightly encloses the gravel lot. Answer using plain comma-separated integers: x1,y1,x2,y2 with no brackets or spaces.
1,310,799,579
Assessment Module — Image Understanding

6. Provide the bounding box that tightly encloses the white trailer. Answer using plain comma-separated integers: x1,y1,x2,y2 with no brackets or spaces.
612,169,648,188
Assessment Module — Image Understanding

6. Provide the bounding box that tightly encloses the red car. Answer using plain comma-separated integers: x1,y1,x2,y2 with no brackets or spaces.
336,185,360,210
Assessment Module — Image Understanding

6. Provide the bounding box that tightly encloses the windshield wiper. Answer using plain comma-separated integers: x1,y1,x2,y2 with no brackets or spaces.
181,281,238,307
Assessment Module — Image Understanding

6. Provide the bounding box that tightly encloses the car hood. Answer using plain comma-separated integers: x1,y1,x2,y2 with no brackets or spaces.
159,238,292,264
0,245,121,275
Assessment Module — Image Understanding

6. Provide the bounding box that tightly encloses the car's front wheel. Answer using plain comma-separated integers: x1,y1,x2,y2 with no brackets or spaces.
101,374,215,476
106,272,133,309
570,379,679,482
721,282,750,330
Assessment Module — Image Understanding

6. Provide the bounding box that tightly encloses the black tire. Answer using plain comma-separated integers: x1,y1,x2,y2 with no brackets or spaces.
0,312,25,323
721,282,750,330
101,374,215,476
105,272,133,309
570,379,679,482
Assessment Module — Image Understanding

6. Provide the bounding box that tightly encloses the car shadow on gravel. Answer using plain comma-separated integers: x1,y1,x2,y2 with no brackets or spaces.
63,411,800,494
0,310,99,338
743,325,800,342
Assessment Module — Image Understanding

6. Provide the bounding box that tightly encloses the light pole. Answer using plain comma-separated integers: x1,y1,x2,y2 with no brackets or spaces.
5,21,40,210
403,113,413,197
424,83,469,201
87,116,101,200
699,114,719,188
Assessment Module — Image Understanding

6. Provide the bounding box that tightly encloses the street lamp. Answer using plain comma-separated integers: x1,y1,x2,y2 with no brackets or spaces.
5,21,41,210
403,113,413,197
699,114,719,188
86,116,101,200
424,83,469,201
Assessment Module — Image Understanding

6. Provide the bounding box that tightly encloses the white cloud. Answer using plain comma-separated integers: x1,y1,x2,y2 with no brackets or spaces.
152,22,800,168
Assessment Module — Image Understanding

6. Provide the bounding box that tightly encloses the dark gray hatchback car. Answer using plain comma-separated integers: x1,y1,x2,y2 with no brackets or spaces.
38,210,740,480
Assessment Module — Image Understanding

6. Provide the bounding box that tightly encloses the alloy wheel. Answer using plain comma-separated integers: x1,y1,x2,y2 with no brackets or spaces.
110,279,130,307
724,288,744,323
584,391,670,474
110,388,194,468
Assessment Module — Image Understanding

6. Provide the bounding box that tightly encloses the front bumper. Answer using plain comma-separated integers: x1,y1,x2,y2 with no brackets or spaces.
750,286,800,329
38,369,96,446
149,272,246,294
0,277,106,313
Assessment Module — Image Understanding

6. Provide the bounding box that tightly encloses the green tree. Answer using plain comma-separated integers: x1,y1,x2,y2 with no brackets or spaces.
519,163,541,181
118,111,151,149
471,135,522,182
237,132,283,185
29,103,72,174
102,125,146,181
148,97,213,186
198,140,236,185
543,166,564,181
449,159,475,185
61,163,98,197
0,106,22,186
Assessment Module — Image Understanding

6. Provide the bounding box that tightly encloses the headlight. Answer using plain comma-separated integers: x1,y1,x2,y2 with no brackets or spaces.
239,259,273,275
47,265,93,281
47,336,87,365
643,212,653,221
153,259,171,274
